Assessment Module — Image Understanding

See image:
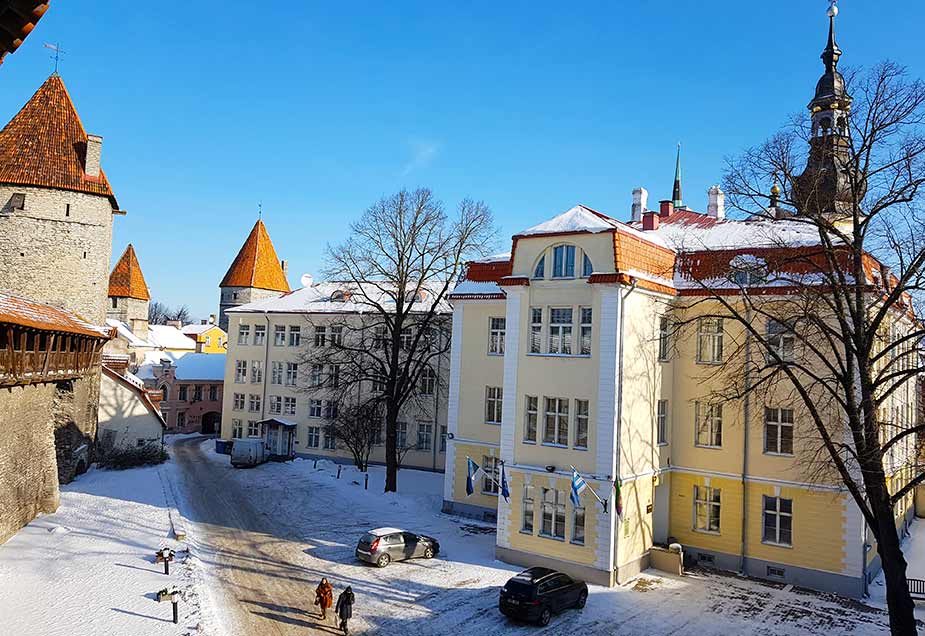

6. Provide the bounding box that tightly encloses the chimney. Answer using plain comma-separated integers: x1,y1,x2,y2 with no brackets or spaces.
707,185,725,219
85,134,102,178
280,259,288,276
209,314,216,325
631,187,648,222
642,211,660,231
166,319,182,328
200,319,207,325
659,200,674,218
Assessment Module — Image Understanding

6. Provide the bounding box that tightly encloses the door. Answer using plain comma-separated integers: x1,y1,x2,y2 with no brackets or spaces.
547,575,572,611
402,532,421,559
385,534,405,560
267,427,279,454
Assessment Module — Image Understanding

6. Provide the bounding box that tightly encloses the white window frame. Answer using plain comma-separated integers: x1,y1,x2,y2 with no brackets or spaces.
579,307,592,356
285,362,298,387
548,308,573,355
314,325,326,347
253,324,266,346
306,426,320,448
524,395,538,443
693,485,721,533
485,386,503,424
543,397,569,446
248,394,261,413
540,488,566,539
657,399,669,445
309,399,323,418
234,360,247,383
247,419,260,438
419,367,437,395
764,407,794,456
522,485,535,533
417,422,433,450
552,245,576,279
330,326,343,347
482,455,499,495
271,361,283,385
250,360,263,384
762,495,793,546
766,319,795,363
283,396,297,416
574,399,589,449
233,393,245,410
571,500,585,545
658,315,671,362
488,317,506,355
274,325,286,346
231,419,243,439
288,325,301,347
695,402,722,448
268,395,282,414
696,317,724,364
529,307,543,354
237,324,250,346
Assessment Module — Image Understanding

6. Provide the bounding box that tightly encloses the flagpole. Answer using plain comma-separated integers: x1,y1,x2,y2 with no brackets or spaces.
465,455,507,493
569,465,609,513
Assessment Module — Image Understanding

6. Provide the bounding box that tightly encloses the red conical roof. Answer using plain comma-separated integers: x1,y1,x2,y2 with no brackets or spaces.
0,74,118,207
108,244,150,301
220,219,290,292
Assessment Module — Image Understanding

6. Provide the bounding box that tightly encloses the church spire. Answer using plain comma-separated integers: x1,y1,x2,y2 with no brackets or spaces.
821,1,841,75
671,143,682,208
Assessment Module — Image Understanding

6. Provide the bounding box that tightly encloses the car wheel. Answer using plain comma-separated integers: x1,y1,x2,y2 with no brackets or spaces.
538,607,551,626
376,553,391,568
423,546,435,559
575,590,587,609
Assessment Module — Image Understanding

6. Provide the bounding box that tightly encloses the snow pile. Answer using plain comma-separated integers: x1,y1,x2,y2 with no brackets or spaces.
518,205,621,236
148,325,196,351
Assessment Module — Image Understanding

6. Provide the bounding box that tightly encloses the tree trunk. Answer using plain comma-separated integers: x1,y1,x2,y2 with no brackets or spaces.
384,404,398,492
872,495,917,635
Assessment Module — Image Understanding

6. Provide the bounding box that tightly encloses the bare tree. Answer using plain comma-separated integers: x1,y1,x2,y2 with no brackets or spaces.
674,60,925,634
301,188,494,492
148,301,192,326
324,400,382,472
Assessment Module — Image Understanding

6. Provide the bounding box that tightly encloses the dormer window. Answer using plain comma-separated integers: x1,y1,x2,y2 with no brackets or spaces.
533,256,545,279
582,254,593,278
331,290,352,302
552,245,575,278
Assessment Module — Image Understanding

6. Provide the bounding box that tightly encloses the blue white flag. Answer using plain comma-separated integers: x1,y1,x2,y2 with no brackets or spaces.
570,469,588,507
500,461,510,502
465,457,481,496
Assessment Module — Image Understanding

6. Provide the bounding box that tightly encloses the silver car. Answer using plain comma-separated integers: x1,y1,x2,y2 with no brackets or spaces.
355,527,440,567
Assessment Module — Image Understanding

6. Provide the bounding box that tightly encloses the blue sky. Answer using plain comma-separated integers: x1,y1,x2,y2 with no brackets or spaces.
2,1,924,318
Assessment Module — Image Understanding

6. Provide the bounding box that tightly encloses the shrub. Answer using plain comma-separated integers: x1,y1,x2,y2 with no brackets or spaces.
98,443,169,470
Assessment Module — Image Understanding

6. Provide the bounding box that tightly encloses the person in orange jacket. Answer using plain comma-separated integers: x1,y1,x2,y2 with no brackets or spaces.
315,578,333,620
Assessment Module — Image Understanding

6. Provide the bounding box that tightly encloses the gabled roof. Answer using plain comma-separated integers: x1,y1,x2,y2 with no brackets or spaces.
0,74,118,208
108,244,150,301
517,204,622,237
101,365,166,428
0,2,50,67
180,323,224,336
0,291,112,339
148,325,195,351
220,219,290,292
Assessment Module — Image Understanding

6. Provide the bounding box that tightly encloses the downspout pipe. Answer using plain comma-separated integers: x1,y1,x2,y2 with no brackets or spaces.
613,278,638,575
740,308,752,575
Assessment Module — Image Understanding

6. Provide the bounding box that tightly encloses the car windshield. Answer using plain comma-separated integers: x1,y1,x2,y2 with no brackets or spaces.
359,533,378,544
504,580,535,598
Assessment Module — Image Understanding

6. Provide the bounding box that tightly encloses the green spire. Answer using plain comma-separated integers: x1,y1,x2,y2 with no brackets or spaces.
672,143,683,207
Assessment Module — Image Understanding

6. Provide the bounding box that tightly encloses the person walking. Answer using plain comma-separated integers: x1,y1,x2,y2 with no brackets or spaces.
334,585,355,634
314,578,333,621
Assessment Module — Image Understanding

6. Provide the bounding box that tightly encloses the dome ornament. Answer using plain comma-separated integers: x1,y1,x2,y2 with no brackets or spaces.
827,0,838,19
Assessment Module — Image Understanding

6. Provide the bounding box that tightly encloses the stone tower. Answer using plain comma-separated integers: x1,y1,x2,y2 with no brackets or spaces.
0,74,121,324
107,243,150,340
218,219,290,331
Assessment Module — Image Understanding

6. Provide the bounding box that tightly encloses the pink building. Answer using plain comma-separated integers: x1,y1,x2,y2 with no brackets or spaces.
137,352,224,434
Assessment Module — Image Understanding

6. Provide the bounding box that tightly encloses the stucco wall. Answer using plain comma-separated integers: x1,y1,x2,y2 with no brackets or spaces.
98,374,164,450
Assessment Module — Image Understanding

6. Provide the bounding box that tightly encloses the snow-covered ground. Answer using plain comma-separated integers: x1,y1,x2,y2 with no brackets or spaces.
869,518,925,619
0,458,205,636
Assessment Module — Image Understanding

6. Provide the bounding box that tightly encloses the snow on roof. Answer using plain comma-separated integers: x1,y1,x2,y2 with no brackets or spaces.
148,325,196,350
476,252,512,263
449,280,504,298
369,527,404,536
645,210,822,251
0,292,112,338
135,350,225,381
228,281,452,315
517,205,621,236
180,323,221,336
106,319,157,348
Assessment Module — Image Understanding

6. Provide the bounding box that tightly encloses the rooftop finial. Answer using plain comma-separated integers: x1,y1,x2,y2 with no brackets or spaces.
672,143,683,208
42,42,65,74
827,0,838,18
258,201,262,219
822,0,841,73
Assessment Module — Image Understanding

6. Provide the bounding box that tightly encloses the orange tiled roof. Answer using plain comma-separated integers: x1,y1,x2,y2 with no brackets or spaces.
0,73,118,208
220,219,290,292
108,244,150,301
0,2,49,66
0,291,112,338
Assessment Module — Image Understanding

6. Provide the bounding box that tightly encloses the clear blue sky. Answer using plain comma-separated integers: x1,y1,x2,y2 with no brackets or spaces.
2,1,923,319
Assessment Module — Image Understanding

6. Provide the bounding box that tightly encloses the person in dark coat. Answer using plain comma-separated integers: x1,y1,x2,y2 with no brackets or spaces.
335,586,355,634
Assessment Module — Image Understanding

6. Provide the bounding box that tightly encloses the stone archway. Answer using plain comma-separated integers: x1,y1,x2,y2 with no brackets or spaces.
201,411,221,435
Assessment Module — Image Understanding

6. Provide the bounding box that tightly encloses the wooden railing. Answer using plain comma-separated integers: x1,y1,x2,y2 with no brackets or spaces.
908,578,925,599
0,324,107,387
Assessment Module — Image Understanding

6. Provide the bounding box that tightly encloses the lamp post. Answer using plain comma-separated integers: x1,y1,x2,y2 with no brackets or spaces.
156,587,181,624
155,547,175,575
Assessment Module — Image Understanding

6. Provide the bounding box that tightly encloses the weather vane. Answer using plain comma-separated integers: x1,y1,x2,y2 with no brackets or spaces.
42,43,65,73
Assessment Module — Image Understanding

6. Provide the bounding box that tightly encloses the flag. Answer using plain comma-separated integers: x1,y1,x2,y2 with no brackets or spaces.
614,477,623,517
570,469,588,507
465,457,481,496
500,462,510,502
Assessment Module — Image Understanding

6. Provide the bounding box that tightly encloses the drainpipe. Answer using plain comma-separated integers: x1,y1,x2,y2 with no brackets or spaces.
613,278,638,575
261,313,271,449
740,308,753,575
432,332,443,472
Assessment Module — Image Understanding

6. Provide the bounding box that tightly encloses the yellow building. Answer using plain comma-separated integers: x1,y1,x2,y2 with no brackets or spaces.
181,321,227,353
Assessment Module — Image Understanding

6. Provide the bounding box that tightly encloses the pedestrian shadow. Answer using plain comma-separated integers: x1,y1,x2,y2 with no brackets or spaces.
240,598,308,615
250,610,343,634
110,607,173,623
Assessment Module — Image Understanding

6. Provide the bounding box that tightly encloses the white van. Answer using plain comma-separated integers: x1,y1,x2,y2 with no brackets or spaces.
230,438,267,468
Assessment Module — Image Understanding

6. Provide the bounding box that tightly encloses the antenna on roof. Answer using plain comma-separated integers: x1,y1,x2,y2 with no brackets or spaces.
43,43,65,73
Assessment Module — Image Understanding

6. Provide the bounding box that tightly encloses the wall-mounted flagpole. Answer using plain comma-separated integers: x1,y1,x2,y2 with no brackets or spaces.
570,465,609,513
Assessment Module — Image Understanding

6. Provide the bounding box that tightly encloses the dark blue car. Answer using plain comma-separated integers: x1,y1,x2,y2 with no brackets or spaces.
499,567,588,626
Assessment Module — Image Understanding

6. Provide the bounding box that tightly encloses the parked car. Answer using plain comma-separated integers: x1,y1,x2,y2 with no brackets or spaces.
355,528,440,567
499,567,588,626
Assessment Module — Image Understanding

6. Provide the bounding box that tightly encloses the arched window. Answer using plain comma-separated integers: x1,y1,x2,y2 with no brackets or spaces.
552,245,576,278
582,254,593,278
533,256,545,279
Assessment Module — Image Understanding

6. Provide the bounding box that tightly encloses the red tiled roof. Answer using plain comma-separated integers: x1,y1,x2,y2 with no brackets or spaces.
220,219,290,292
466,260,512,282
0,291,112,338
0,2,49,66
0,73,118,207
108,244,150,301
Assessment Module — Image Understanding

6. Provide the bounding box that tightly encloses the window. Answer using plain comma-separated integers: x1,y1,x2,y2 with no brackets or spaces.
233,393,245,410
238,324,250,345
178,385,188,401
289,326,301,347
767,566,786,579
309,399,323,418
485,386,503,424
323,428,336,450
205,335,211,347
766,320,794,363
552,245,576,278
694,485,721,533
697,318,724,363
482,456,499,495
419,367,437,395
548,308,573,354
417,423,433,450
269,395,282,414
543,397,569,445
271,361,283,385
274,325,286,346
194,385,203,401
283,397,297,416
582,253,593,278
530,307,543,353
440,425,447,452
329,326,343,347
328,364,340,388
209,385,218,401
579,307,592,355
765,407,794,455
657,399,669,445
658,316,671,361
541,488,566,539
285,362,298,386
522,485,535,533
373,326,387,349
250,360,263,383
247,420,260,437
310,364,324,387
248,394,261,412
160,385,170,401
572,502,585,545
524,396,538,442
306,427,320,448
314,326,326,347
111,297,118,309
488,317,506,355
762,496,792,546
397,422,408,448
533,256,545,279
399,328,414,350
695,402,723,448
324,400,338,419
234,360,247,383
176,412,186,428
65,203,70,217
575,399,589,449
254,324,266,346
231,419,243,439
372,375,386,393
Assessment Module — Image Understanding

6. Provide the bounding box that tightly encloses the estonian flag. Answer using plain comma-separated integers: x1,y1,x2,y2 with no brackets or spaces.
465,457,481,496
500,462,510,502
570,469,588,507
